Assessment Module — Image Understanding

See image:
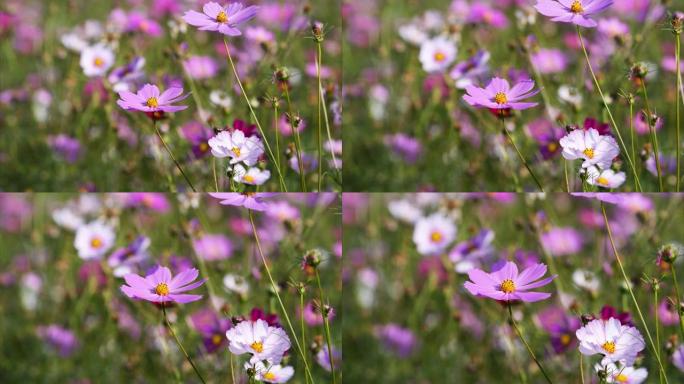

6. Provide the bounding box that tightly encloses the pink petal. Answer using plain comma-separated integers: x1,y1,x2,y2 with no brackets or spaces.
123,273,154,290
168,268,199,289
512,291,552,302
182,10,213,27
172,278,206,294
169,294,203,303
203,2,224,19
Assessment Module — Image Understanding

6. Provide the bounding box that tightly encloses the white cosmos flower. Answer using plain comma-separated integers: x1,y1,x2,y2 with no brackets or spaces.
586,166,626,189
223,273,249,296
572,269,600,292
209,130,264,166
412,213,456,255
576,318,645,366
74,221,115,260
52,207,85,231
559,128,619,169
595,362,648,384
246,361,294,383
226,319,290,364
232,164,271,185
419,36,457,73
387,199,423,223
80,44,115,77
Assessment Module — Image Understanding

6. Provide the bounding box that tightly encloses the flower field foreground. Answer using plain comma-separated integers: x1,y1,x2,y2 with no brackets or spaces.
0,193,341,383
343,0,684,192
0,1,341,191
343,193,684,383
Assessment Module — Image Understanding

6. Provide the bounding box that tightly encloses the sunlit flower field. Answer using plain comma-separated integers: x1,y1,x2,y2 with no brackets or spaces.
0,0,341,192
0,193,341,383
343,193,684,383
343,0,684,192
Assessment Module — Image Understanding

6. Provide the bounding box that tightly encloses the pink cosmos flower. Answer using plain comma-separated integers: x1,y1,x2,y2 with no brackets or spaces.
183,2,259,36
463,77,539,111
464,261,556,302
209,192,276,211
117,84,189,114
121,266,206,304
534,0,614,28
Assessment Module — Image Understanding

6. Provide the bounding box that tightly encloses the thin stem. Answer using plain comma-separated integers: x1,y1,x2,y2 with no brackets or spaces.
248,210,314,383
676,33,681,191
284,86,307,191
299,289,310,384
507,304,553,384
630,101,636,181
641,82,664,191
229,350,236,384
274,103,283,192
162,303,207,384
223,39,287,191
315,269,337,384
213,157,219,192
601,203,668,382
501,119,545,192
577,26,642,191
153,120,196,192
564,160,570,192
655,286,664,384
579,352,585,384
671,267,684,338
316,42,324,192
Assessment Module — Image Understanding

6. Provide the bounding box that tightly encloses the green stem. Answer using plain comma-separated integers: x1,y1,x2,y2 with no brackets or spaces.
153,120,196,192
655,286,664,384
162,304,207,384
630,101,636,181
213,157,219,192
640,82,664,191
315,269,337,384
671,267,684,338
676,33,681,192
316,42,324,192
507,304,553,384
501,119,544,192
579,352,585,384
601,203,668,382
274,103,283,192
248,210,314,383
577,26,642,191
283,86,307,191
229,350,236,384
299,289,310,384
223,39,287,191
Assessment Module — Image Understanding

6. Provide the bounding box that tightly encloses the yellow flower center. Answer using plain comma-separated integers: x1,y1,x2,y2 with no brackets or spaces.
93,57,104,67
231,147,241,157
90,237,103,249
434,52,446,62
500,279,516,293
430,231,443,243
547,142,558,152
216,11,228,23
263,372,277,381
560,334,571,345
597,176,609,186
571,1,584,14
199,142,209,152
602,341,616,354
583,148,595,159
615,373,629,383
494,92,508,105
155,282,169,296
212,334,223,345
146,97,159,108
243,174,256,183
251,341,264,353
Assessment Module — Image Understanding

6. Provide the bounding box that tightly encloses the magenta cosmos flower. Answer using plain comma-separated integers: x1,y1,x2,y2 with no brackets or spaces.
121,266,206,304
209,192,275,212
117,84,189,114
535,0,614,28
182,2,258,36
463,77,539,112
464,261,556,302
